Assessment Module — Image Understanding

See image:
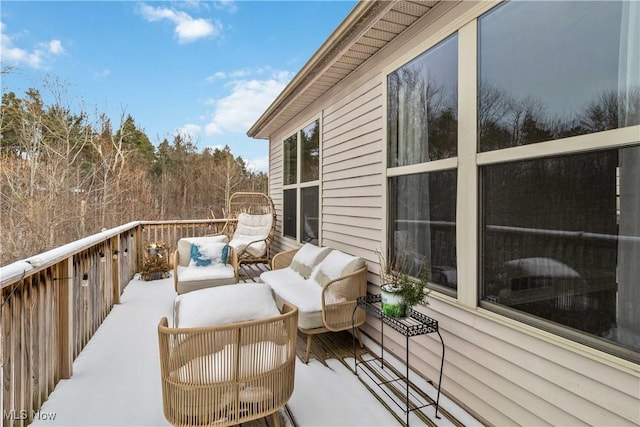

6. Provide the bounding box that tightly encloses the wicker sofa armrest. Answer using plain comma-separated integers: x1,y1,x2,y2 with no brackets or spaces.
320,265,368,332
270,248,299,270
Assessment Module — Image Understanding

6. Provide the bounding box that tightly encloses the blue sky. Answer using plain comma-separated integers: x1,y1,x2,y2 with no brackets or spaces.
1,0,357,172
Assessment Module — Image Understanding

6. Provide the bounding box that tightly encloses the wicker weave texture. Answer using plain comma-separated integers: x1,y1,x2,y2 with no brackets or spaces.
271,247,368,363
220,192,277,265
158,303,298,426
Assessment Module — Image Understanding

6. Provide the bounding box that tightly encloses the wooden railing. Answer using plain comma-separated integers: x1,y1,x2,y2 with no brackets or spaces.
0,219,227,426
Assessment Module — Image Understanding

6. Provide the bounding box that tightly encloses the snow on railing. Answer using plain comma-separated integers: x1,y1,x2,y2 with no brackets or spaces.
0,218,227,427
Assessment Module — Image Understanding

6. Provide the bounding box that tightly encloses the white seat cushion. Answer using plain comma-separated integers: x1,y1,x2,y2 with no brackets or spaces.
260,267,305,289
173,282,280,328
176,264,235,282
270,280,323,330
263,267,324,329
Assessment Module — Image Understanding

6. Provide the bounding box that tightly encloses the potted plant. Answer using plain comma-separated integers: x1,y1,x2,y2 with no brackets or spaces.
377,248,430,317
141,241,172,281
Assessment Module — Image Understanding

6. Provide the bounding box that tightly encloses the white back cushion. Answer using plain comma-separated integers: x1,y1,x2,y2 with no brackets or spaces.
230,213,273,257
235,213,272,237
290,244,332,279
177,236,228,266
310,250,365,287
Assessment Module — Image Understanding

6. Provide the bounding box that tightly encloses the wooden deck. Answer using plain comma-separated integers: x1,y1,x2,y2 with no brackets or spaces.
239,263,471,427
21,262,479,427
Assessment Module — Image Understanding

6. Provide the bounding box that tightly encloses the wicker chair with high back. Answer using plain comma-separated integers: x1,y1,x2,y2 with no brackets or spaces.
158,294,298,427
218,192,276,265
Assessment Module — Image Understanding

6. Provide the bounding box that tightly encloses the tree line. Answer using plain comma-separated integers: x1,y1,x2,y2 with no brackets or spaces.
0,79,267,266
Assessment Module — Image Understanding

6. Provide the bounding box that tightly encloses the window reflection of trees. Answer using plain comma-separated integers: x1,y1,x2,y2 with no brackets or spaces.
300,120,319,183
283,134,297,185
388,36,457,167
478,87,640,153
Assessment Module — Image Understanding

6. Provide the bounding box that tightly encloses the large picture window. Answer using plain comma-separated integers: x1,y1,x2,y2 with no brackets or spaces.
481,147,640,355
387,33,458,296
478,0,640,360
478,1,640,152
282,120,320,243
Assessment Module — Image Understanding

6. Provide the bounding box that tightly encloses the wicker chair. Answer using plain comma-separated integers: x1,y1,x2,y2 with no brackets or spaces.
158,302,298,427
216,192,276,265
173,237,239,295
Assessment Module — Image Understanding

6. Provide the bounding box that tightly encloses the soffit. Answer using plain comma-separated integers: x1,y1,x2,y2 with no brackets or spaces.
248,0,440,139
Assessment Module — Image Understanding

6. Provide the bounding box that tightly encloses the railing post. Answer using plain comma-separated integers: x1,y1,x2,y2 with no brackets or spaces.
111,236,120,305
58,257,73,379
136,225,144,272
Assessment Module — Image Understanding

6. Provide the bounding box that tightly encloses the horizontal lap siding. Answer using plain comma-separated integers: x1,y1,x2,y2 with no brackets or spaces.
363,296,638,426
321,77,383,267
268,136,290,255
265,1,639,423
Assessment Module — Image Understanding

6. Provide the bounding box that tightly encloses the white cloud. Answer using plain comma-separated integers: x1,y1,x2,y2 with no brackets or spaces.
0,21,64,69
204,70,294,135
94,69,111,79
206,71,227,82
246,156,269,173
213,0,238,14
139,4,222,44
178,123,202,139
46,39,64,55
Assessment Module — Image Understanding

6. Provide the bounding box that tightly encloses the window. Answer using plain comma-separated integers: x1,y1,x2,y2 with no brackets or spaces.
283,134,297,186
478,1,640,152
283,119,320,243
387,33,458,296
478,1,640,360
388,34,458,166
389,171,457,293
481,147,640,356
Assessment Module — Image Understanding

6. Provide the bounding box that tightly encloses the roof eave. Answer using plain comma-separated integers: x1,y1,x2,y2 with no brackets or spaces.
247,1,393,140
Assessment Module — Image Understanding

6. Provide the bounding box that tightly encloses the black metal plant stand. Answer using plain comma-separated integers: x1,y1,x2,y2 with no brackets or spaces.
352,294,445,426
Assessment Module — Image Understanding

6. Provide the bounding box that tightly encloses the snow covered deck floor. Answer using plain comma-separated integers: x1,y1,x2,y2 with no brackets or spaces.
30,267,482,427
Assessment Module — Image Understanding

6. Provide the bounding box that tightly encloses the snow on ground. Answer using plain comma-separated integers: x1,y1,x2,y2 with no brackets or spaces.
31,275,480,427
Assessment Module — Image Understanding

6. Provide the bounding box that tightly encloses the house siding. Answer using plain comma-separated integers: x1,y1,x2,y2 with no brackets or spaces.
265,2,640,425
321,77,383,270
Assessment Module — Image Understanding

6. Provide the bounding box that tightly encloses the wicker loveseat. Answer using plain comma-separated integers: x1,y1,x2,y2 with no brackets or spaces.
260,243,368,363
158,283,298,426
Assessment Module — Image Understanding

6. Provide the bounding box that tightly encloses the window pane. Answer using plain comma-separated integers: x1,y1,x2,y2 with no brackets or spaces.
301,120,319,182
389,170,457,293
283,189,297,239
388,33,458,167
478,1,640,152
481,146,640,355
301,186,319,244
283,134,297,185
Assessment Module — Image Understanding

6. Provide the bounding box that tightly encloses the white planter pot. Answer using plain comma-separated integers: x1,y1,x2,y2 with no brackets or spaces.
381,285,406,317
